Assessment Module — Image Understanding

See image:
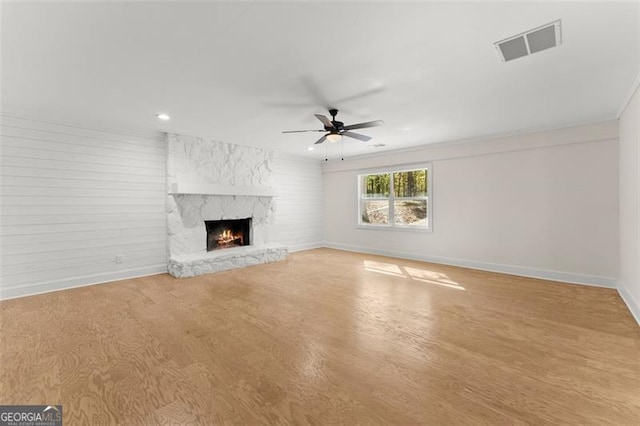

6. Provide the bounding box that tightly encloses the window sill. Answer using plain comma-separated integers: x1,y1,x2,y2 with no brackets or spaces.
356,225,432,233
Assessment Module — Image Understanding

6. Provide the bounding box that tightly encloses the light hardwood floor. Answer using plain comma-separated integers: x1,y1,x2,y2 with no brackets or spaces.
1,248,639,425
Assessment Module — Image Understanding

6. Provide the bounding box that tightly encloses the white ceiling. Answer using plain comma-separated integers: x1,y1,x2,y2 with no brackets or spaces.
2,1,638,159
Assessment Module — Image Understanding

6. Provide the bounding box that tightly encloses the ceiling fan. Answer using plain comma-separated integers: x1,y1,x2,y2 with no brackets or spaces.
282,109,384,145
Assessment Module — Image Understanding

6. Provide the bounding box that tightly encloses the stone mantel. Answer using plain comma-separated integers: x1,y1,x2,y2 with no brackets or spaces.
168,182,276,197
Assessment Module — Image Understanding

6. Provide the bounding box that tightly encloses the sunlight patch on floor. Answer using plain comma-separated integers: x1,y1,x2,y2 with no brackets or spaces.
363,260,465,290
364,261,406,278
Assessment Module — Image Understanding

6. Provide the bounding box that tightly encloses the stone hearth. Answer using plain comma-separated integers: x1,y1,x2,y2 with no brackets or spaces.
168,243,287,278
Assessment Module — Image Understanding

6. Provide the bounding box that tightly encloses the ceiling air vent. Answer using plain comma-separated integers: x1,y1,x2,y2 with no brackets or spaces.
494,20,562,62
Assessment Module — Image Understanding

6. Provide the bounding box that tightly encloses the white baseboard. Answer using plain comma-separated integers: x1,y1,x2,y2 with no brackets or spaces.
618,284,640,326
0,264,168,300
287,241,325,253
322,242,617,288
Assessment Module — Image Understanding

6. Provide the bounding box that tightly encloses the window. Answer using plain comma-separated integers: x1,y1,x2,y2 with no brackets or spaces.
358,165,431,231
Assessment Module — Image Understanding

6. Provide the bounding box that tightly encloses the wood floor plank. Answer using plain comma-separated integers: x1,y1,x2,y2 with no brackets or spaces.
1,248,639,424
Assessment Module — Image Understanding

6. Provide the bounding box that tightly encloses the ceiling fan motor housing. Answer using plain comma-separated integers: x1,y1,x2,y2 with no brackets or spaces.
328,109,343,131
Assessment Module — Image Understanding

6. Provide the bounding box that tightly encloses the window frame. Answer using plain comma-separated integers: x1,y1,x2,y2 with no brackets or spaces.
357,163,433,233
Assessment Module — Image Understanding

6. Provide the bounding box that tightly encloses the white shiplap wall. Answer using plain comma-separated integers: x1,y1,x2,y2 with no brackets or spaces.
272,152,323,251
0,115,167,299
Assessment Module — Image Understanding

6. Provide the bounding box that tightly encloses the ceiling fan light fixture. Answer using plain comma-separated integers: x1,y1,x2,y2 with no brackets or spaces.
326,133,342,143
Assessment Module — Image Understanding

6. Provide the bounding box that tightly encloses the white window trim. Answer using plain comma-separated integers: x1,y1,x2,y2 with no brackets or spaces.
357,163,433,233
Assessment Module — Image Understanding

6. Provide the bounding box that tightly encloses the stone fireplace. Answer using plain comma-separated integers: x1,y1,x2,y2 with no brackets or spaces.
166,133,287,278
206,218,252,251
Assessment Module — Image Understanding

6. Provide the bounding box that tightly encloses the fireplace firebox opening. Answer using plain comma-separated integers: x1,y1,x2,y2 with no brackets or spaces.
205,218,252,251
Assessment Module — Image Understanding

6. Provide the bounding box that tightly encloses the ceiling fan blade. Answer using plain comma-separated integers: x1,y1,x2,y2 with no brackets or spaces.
282,129,324,133
315,114,335,129
314,135,327,145
334,86,385,105
343,131,372,142
302,76,333,110
343,120,385,131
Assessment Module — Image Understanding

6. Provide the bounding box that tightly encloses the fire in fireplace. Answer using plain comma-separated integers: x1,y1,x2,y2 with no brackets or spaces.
205,218,252,251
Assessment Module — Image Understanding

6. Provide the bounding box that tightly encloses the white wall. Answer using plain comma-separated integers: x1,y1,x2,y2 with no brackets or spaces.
0,115,168,299
272,153,323,251
619,82,640,324
1,112,621,299
323,121,619,287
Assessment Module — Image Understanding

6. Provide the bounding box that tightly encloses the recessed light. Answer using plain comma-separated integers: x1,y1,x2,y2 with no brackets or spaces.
156,113,170,121
307,146,314,151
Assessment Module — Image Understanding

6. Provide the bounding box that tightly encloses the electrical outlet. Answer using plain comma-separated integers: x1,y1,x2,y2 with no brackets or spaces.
115,254,124,264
